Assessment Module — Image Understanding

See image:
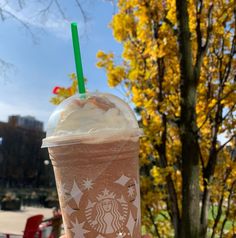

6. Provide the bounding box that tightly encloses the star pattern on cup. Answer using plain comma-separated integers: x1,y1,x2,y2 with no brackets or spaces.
128,186,135,197
71,219,89,238
82,178,94,190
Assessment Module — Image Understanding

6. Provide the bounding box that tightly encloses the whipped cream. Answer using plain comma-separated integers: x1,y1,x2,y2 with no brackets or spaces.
42,93,142,147
53,95,133,135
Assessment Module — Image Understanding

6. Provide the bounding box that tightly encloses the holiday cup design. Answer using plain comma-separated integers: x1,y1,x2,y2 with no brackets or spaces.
56,174,140,237
42,93,142,237
48,138,141,238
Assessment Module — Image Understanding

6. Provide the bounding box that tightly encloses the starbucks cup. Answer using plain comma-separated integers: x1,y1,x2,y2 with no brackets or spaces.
42,92,142,238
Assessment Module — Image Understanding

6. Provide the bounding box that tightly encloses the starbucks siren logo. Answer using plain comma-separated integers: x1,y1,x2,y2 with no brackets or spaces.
85,188,128,234
60,174,139,237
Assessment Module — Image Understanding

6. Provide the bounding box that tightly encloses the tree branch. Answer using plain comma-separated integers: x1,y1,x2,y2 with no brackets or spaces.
217,104,235,126
197,102,218,131
150,18,181,231
159,211,170,220
222,29,236,83
196,0,203,54
37,0,54,18
194,4,213,84
198,140,205,169
210,167,232,238
146,205,162,238
163,17,178,35
54,0,66,19
17,0,25,9
219,181,236,237
217,134,236,153
154,114,181,237
202,4,214,52
0,58,15,80
74,0,89,23
210,195,224,238
2,8,37,43
198,97,235,132
200,13,235,234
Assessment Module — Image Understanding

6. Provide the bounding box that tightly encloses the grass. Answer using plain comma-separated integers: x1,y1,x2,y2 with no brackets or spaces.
208,205,234,234
142,205,235,237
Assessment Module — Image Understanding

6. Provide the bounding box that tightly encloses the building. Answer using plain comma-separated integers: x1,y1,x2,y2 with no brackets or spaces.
0,119,53,188
8,115,43,131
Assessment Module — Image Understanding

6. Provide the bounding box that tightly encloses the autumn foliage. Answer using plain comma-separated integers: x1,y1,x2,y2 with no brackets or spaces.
52,0,235,237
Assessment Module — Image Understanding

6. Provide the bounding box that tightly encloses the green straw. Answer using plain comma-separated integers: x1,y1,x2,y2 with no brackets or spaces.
71,22,86,94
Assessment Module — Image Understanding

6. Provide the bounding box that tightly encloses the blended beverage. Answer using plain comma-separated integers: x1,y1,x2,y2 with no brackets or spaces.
42,93,142,238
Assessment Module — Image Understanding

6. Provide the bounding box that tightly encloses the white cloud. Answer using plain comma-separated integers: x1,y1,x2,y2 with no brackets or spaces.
2,2,83,39
0,101,51,129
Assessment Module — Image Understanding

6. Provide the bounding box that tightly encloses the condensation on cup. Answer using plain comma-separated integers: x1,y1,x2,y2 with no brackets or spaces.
42,92,143,238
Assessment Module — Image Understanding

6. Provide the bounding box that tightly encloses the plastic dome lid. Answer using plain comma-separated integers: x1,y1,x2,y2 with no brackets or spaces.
42,92,142,147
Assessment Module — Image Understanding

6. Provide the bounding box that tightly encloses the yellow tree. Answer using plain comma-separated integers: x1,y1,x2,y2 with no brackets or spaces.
95,0,236,238
52,0,236,237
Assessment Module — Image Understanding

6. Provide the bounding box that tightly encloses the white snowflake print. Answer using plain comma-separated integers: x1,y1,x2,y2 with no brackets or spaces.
58,183,70,201
128,186,135,197
64,204,76,216
71,219,89,238
58,183,69,197
70,180,83,207
126,212,135,236
82,178,94,190
115,175,130,186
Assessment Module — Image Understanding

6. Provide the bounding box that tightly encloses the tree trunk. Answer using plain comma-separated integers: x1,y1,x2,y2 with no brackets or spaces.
180,131,200,238
176,0,201,237
200,185,210,238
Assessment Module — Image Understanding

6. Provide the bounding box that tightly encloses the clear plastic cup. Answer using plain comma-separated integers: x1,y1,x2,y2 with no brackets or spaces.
42,92,142,238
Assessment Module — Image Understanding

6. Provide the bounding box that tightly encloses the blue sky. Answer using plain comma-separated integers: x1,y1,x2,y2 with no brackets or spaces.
0,0,124,129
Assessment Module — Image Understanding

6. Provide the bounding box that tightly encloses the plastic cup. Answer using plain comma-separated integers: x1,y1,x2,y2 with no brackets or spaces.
42,92,142,238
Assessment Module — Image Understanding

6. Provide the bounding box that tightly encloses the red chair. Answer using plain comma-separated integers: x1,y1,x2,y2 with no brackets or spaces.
6,214,44,238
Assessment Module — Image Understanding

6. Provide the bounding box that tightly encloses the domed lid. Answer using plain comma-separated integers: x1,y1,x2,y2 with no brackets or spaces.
42,92,142,147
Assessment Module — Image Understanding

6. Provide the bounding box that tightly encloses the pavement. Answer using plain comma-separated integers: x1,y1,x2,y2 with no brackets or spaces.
0,206,53,237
